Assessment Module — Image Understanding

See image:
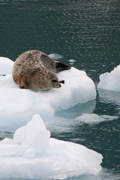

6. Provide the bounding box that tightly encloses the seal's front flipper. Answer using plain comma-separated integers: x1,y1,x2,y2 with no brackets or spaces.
55,62,71,73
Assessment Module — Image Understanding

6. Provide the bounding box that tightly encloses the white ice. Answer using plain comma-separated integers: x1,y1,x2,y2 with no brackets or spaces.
0,114,103,179
98,65,120,92
75,113,118,124
0,57,13,75
69,59,76,66
69,59,76,63
0,57,96,129
48,53,63,60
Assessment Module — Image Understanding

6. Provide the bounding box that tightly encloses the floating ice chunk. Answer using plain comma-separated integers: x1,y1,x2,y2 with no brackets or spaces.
0,57,96,129
98,65,120,92
0,114,103,179
13,114,50,153
48,53,63,60
75,113,118,124
69,59,76,65
0,57,14,75
69,59,76,63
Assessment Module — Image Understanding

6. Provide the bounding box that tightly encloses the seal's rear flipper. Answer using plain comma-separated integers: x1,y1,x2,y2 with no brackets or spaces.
55,62,71,73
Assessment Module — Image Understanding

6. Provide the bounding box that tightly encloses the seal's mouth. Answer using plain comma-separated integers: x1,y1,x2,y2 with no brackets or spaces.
59,80,65,84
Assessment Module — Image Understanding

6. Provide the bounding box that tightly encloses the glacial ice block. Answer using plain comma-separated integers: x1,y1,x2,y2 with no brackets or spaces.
0,114,103,179
0,57,96,127
98,65,120,92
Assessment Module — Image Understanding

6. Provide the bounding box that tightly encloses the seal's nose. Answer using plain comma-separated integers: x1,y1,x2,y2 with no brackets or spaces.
59,80,65,84
58,84,61,88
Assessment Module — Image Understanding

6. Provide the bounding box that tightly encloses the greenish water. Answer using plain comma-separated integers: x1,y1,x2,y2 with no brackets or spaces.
0,0,120,179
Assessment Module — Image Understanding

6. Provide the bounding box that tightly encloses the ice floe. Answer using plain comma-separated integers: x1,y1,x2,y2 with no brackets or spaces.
98,65,120,92
75,113,118,124
48,53,63,60
69,59,76,63
0,57,96,129
0,114,103,179
69,59,76,66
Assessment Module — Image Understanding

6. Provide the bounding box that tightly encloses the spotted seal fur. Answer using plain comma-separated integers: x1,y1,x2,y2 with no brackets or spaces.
12,50,71,91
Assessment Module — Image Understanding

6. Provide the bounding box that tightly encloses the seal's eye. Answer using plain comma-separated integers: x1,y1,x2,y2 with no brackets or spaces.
52,79,57,83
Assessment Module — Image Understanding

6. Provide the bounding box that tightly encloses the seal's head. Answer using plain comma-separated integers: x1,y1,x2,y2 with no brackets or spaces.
46,72,65,89
29,70,65,91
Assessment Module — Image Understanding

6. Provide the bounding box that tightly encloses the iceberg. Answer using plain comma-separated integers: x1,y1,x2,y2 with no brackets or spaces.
0,114,103,179
0,57,96,129
98,65,120,92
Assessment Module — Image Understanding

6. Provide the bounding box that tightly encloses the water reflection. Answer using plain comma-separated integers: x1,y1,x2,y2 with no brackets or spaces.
98,89,120,106
4,169,119,180
0,131,13,141
48,100,96,132
65,174,101,180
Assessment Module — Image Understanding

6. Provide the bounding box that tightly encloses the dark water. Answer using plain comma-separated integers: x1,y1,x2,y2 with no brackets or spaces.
0,0,120,180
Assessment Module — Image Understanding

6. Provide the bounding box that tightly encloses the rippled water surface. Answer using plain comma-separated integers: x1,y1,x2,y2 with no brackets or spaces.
0,0,120,180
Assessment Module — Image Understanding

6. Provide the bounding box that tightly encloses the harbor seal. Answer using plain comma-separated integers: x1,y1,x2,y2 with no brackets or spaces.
12,50,71,91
